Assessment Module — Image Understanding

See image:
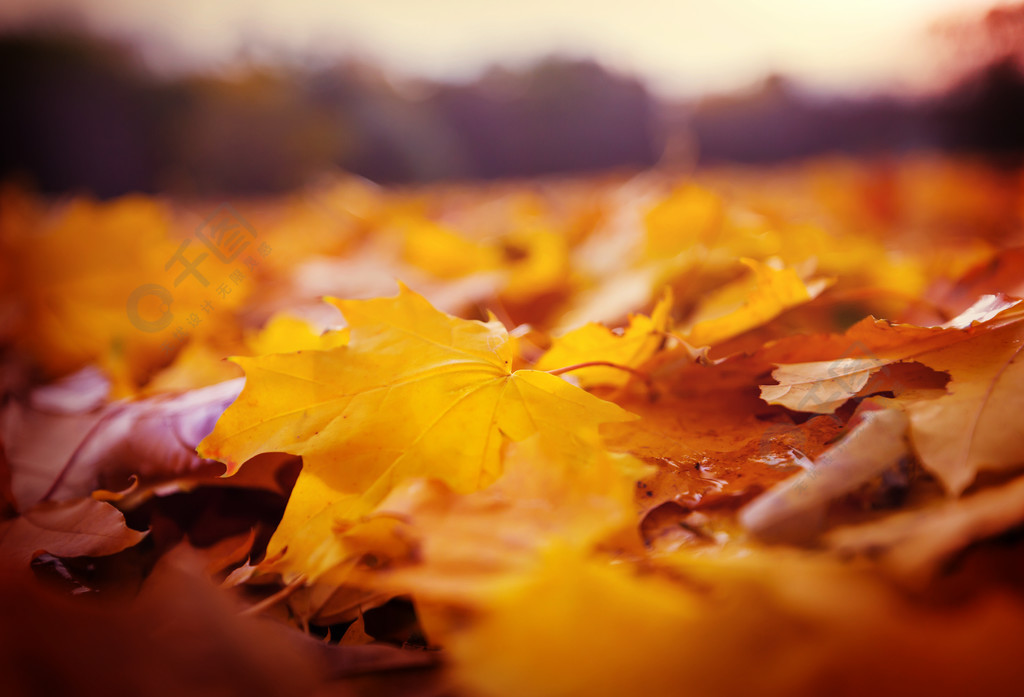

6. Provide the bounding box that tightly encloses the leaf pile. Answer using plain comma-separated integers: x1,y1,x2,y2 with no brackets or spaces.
4,158,1024,697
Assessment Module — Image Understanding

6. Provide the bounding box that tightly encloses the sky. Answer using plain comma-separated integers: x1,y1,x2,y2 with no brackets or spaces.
0,0,1002,96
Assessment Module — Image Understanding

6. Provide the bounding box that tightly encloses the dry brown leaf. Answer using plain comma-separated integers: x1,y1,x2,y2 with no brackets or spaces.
0,497,145,574
740,405,910,542
1,374,257,508
760,297,1024,493
826,473,1024,582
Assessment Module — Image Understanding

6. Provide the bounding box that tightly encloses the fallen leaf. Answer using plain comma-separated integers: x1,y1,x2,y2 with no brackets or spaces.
683,258,830,347
338,615,374,646
245,313,349,355
932,245,1024,315
1,374,260,509
601,354,846,511
199,286,634,581
0,497,145,574
498,227,571,308
7,196,250,393
142,337,245,394
400,217,502,279
826,472,1024,582
445,546,1024,697
740,405,910,542
445,548,696,697
7,159,1024,697
760,296,1024,493
643,183,724,260
351,434,649,601
534,289,672,387
0,545,327,697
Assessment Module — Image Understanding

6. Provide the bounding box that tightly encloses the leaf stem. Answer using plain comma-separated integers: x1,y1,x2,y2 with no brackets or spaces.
546,360,648,380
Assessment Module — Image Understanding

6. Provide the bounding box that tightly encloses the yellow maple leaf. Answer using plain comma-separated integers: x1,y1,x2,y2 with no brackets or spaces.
198,285,635,580
245,313,349,356
534,289,672,387
683,258,830,347
143,338,244,394
143,313,347,395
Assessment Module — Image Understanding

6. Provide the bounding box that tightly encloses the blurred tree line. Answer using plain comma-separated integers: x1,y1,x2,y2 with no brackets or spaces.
1,5,1023,197
686,62,1024,166
0,31,661,196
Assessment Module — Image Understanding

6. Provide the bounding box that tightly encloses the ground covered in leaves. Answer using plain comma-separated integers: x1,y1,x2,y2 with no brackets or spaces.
3,157,1024,696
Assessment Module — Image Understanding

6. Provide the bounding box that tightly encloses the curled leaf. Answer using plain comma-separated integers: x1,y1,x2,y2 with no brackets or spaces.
740,407,909,542
684,258,830,347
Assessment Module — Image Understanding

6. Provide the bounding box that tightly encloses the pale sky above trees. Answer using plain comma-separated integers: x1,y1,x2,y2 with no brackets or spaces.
0,0,1001,95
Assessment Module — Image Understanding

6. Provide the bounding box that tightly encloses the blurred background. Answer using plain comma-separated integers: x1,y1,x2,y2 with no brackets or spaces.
1,0,1022,196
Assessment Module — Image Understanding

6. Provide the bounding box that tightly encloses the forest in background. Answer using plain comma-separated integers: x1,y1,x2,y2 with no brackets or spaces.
1,6,1023,196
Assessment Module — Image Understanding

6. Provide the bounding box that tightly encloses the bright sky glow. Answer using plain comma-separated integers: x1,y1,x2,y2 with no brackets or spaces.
0,0,1000,95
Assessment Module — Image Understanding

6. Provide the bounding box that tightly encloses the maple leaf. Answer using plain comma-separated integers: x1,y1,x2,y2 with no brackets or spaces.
601,353,845,499
245,313,349,355
142,339,245,394
930,246,1024,315
11,160,1024,697
0,544,340,697
596,350,848,552
534,289,672,387
198,285,635,580
682,258,830,347
143,312,351,394
498,228,571,306
272,247,505,331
